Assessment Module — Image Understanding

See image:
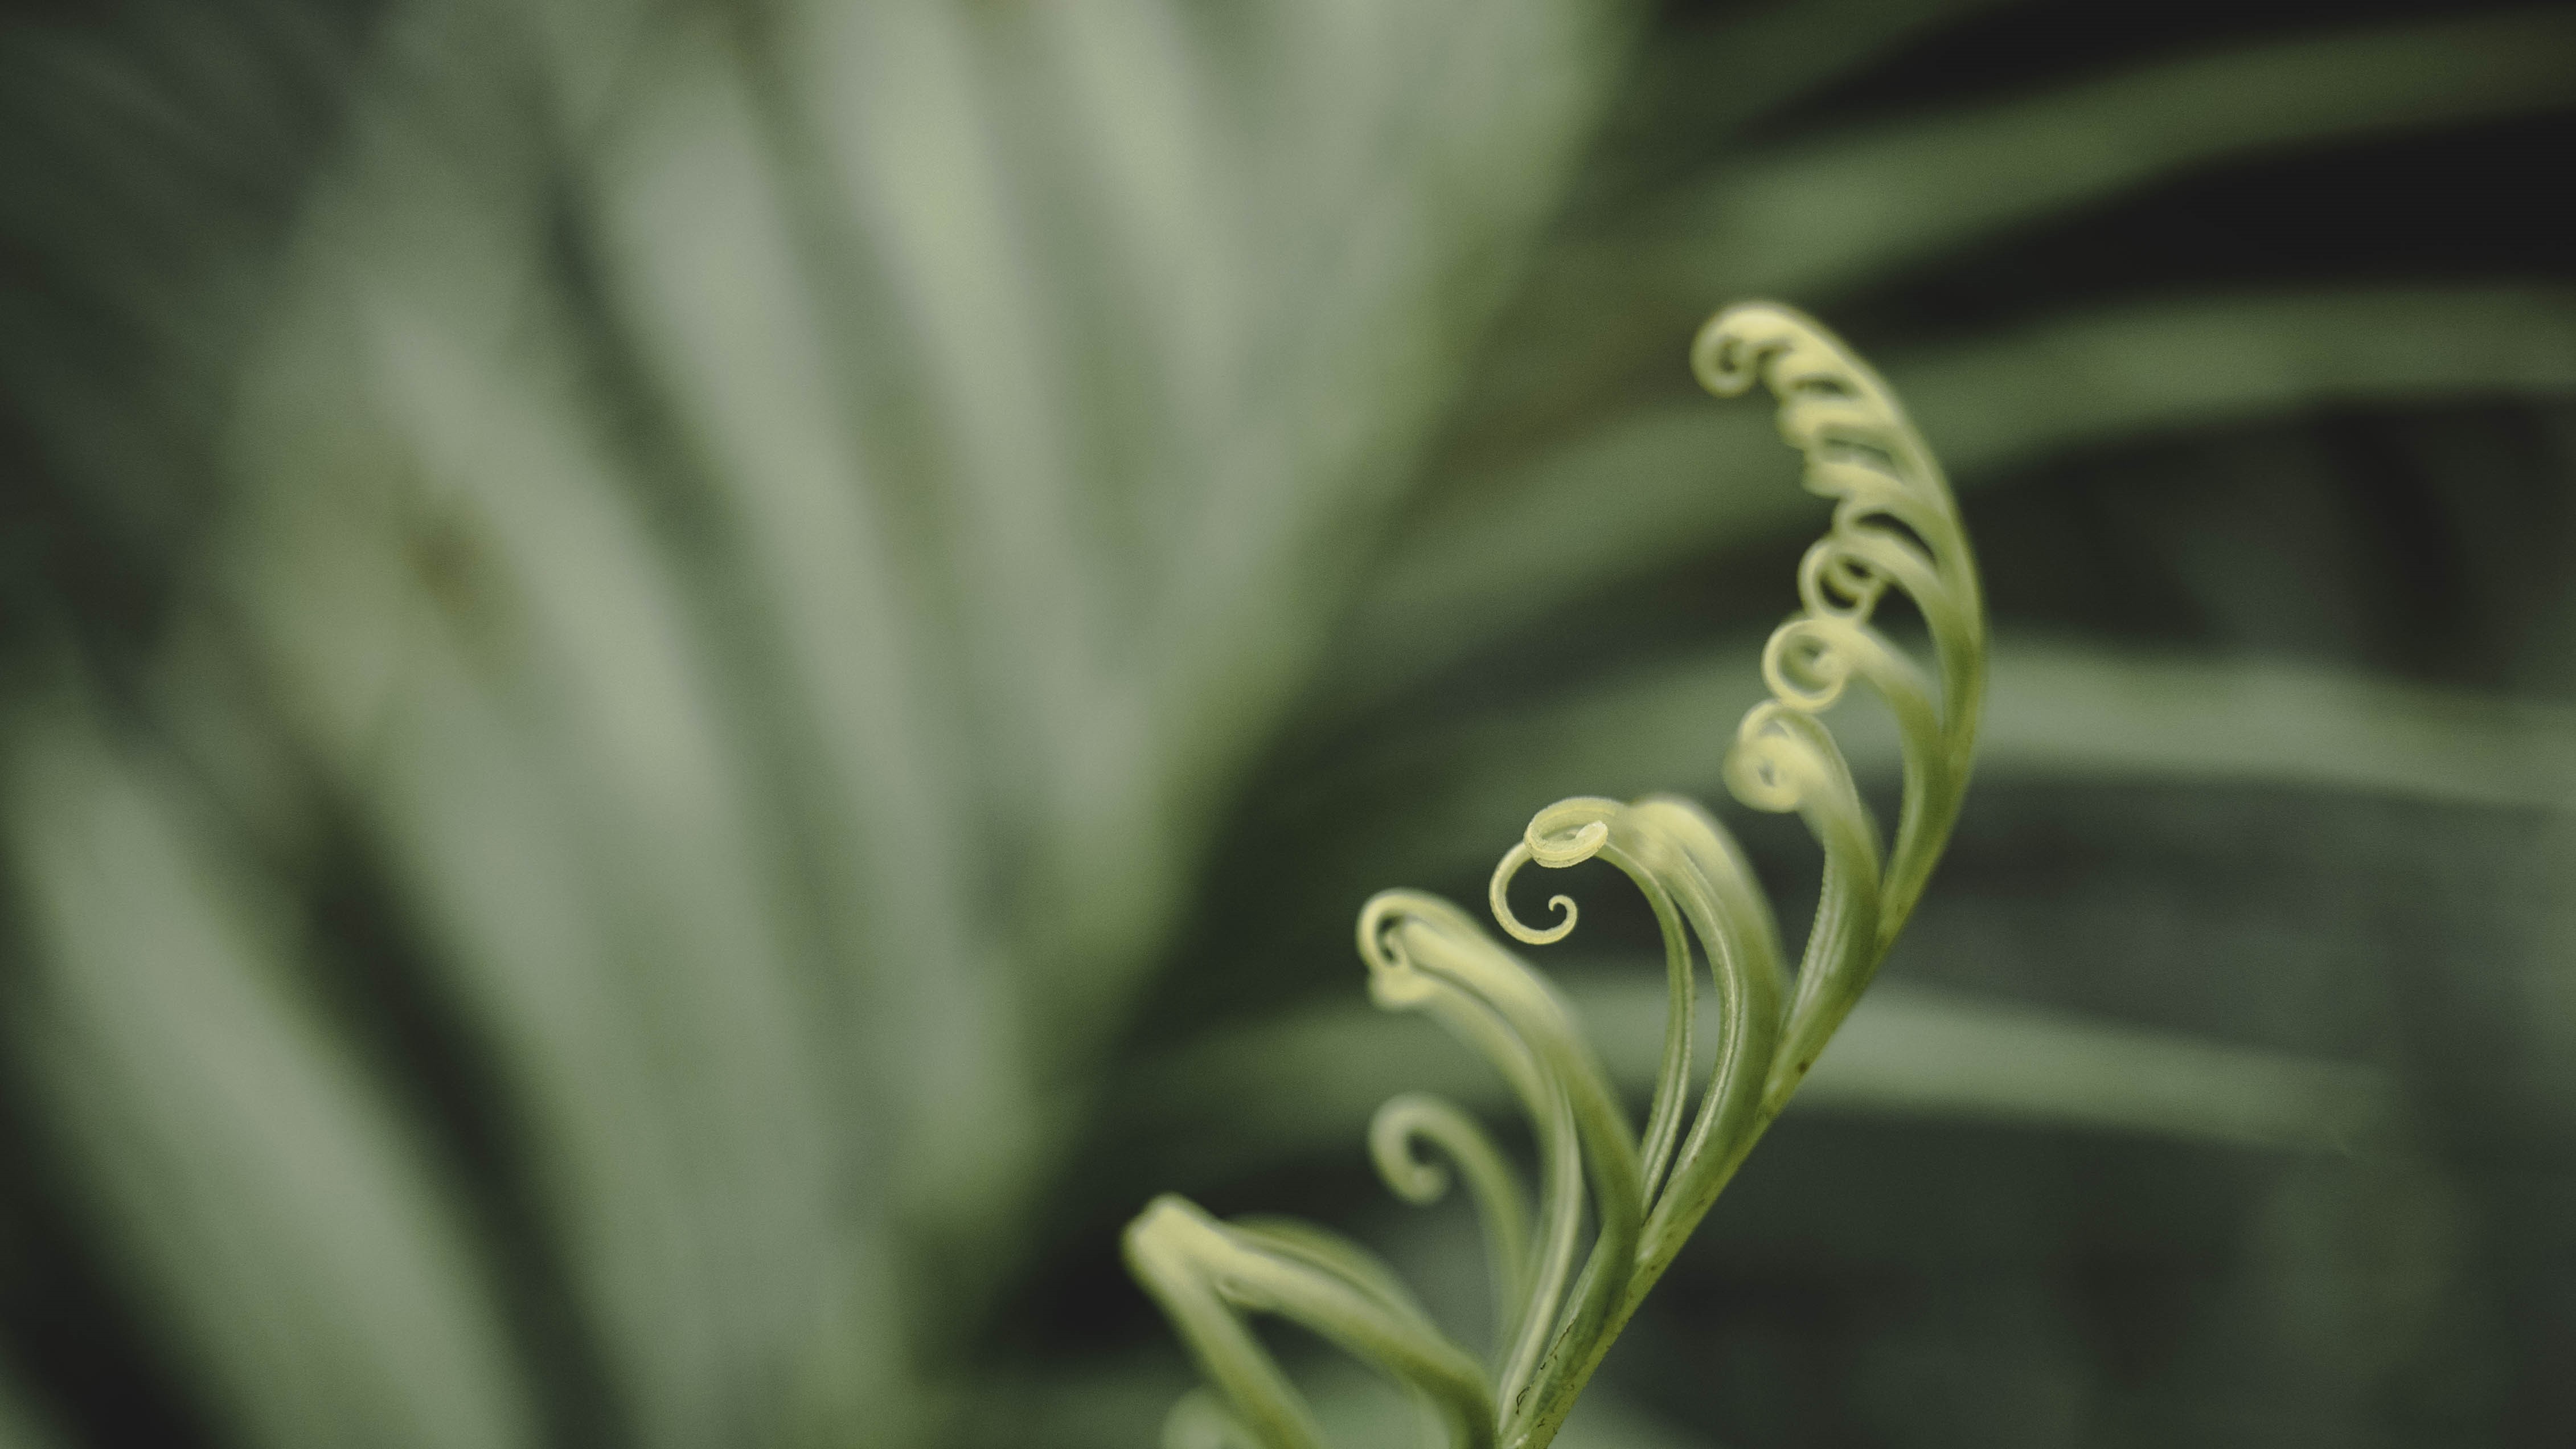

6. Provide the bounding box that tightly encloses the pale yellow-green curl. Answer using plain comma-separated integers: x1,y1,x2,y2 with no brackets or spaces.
1125,303,1987,1449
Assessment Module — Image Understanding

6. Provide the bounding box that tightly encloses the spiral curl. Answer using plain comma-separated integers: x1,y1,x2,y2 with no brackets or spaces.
1128,304,1984,1449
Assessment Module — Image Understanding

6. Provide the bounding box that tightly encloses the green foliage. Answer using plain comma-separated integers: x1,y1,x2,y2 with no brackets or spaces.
1125,305,1984,1449
1,3,2572,1448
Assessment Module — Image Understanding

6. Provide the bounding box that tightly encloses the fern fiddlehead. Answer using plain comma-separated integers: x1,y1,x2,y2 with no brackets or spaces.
1125,304,1987,1449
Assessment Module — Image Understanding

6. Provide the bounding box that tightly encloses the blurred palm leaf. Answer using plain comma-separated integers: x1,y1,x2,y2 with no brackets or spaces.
1463,4,2576,436
2,2,2573,1448
1105,972,2396,1204
9,0,1629,1443
5,696,539,1449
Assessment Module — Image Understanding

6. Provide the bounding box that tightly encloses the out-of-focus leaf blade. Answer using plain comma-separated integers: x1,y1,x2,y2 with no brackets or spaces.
1105,972,2392,1197
586,7,1031,1264
1597,0,2017,167
1292,634,2576,921
1796,981,2395,1150
186,0,1634,1441
216,8,895,1435
1652,6,2576,302
1348,288,2576,698
1459,6,2576,447
236,261,891,1448
0,698,538,1449
1125,0,1634,872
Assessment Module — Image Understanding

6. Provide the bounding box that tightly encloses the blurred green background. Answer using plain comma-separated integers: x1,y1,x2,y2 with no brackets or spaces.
3,1,2573,1445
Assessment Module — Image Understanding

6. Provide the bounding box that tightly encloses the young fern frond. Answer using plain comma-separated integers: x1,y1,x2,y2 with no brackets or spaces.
1125,304,1987,1449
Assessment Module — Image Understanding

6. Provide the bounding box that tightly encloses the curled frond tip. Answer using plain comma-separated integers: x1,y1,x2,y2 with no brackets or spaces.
1129,302,1986,1449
